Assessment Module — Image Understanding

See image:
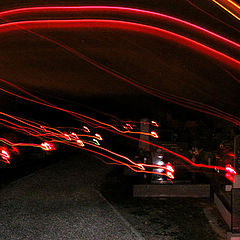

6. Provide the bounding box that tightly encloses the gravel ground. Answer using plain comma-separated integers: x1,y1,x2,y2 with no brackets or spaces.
0,152,229,240
100,168,229,240
0,153,143,240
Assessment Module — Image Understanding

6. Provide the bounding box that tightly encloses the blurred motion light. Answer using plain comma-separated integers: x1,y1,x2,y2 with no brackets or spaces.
166,163,175,173
77,139,85,147
166,171,174,179
151,131,159,138
225,172,235,182
41,142,55,151
0,148,11,163
95,133,103,141
225,164,237,175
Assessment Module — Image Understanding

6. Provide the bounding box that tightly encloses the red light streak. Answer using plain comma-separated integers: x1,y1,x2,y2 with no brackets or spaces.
0,5,237,178
165,163,175,173
227,153,235,157
0,6,239,50
150,131,159,138
166,171,175,179
151,121,159,127
0,148,11,164
225,164,237,175
0,14,239,126
225,172,235,182
95,133,103,141
0,20,238,70
41,142,55,151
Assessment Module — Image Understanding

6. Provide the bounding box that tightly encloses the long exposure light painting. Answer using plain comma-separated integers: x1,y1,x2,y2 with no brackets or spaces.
0,5,239,181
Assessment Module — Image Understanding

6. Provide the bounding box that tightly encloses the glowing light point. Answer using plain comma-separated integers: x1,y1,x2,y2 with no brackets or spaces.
225,164,237,175
126,123,133,129
225,173,235,182
64,133,71,141
156,160,164,166
151,121,159,127
83,126,90,133
41,142,55,151
95,133,103,141
93,139,100,146
166,171,174,179
166,163,175,173
71,132,79,140
77,139,85,147
0,149,11,163
151,131,159,138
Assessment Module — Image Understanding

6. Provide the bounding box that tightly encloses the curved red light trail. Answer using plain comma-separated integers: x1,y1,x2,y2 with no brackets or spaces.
0,19,239,125
0,19,239,69
0,6,238,178
0,6,239,50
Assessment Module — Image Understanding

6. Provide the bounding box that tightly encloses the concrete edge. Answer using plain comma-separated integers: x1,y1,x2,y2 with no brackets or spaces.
96,190,145,240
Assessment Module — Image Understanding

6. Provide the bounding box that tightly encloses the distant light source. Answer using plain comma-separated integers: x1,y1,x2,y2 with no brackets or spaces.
151,131,159,138
166,171,174,179
41,142,55,151
93,139,100,145
151,121,159,127
225,164,237,175
165,163,175,173
77,139,85,147
225,173,235,182
95,133,103,141
0,148,11,163
83,126,90,133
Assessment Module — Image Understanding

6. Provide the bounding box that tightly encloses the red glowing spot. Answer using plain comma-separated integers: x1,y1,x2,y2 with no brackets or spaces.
126,123,133,129
95,133,103,141
77,139,85,147
225,164,237,175
64,133,71,140
0,148,11,163
225,173,235,182
11,146,20,154
83,126,90,133
70,132,79,140
151,121,159,127
166,171,174,179
41,142,55,151
165,163,175,173
151,131,159,138
227,153,235,158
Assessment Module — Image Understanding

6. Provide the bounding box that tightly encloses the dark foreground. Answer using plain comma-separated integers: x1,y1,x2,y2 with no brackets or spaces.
0,153,227,239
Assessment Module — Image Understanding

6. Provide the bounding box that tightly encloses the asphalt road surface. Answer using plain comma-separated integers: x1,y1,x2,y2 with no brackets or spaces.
0,153,143,240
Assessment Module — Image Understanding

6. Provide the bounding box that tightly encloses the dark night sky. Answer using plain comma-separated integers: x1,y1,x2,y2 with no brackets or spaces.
0,0,239,121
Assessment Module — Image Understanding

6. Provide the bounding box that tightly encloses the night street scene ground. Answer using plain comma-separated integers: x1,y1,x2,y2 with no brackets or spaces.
0,0,239,239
